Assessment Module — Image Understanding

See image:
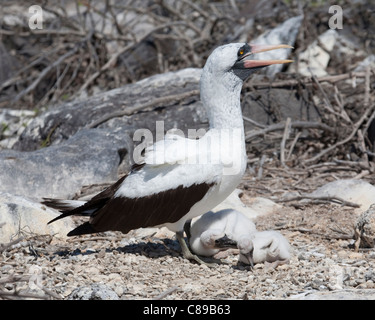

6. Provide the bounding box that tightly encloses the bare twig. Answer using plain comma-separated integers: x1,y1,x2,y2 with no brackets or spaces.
311,75,336,114
250,72,368,89
245,120,335,141
280,117,291,166
243,115,267,129
276,194,360,208
78,21,190,94
287,131,301,161
303,103,375,164
364,66,371,108
152,285,179,300
0,236,25,253
0,291,50,300
12,46,79,102
257,154,267,180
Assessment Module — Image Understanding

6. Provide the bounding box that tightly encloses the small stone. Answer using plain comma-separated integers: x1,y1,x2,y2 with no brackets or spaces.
68,284,119,300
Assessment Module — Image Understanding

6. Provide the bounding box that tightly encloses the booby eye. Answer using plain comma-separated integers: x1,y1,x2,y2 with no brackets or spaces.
237,44,250,59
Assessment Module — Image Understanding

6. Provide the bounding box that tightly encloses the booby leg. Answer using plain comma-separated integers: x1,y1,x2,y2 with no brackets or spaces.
183,220,192,243
176,231,215,267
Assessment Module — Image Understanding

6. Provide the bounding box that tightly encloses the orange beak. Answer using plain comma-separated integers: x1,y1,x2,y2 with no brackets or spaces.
242,43,293,68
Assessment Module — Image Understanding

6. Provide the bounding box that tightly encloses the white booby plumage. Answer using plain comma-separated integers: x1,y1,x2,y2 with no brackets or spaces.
237,230,292,266
43,42,292,264
188,209,257,258
188,209,292,267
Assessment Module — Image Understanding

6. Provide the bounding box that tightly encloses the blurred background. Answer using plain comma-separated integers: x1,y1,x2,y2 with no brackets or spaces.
0,0,373,110
0,0,374,181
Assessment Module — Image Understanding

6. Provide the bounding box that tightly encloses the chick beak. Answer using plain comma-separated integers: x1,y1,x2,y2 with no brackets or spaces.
244,252,255,269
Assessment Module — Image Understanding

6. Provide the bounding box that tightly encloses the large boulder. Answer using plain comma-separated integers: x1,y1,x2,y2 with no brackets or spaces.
309,179,375,213
0,129,130,200
0,68,208,200
0,192,74,243
13,68,205,152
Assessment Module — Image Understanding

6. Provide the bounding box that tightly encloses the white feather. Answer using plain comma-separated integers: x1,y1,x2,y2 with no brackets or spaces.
189,209,257,256
239,230,292,264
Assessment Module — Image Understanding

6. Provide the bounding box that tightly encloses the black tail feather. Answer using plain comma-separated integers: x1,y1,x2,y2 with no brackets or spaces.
47,211,75,225
67,222,97,236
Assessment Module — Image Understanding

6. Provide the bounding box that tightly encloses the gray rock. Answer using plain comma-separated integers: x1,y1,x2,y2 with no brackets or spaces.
309,179,375,213
354,203,375,249
291,29,368,77
253,15,303,77
242,87,320,132
290,29,338,77
0,69,208,200
13,68,204,152
0,128,131,199
0,192,74,243
354,54,375,72
67,284,119,300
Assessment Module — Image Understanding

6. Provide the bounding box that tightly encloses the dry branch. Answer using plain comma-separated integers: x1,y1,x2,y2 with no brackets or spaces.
245,120,336,141
276,194,360,208
78,21,191,94
280,117,292,166
1,1,237,108
250,72,368,89
303,68,374,165
152,285,179,300
0,236,25,253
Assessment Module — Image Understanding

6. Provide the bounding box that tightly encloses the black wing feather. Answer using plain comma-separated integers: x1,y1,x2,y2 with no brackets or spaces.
68,182,214,236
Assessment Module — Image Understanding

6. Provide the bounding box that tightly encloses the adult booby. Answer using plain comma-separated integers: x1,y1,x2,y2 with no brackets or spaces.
188,209,292,267
43,42,292,264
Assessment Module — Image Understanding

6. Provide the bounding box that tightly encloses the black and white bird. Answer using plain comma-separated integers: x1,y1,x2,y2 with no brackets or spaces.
43,42,292,264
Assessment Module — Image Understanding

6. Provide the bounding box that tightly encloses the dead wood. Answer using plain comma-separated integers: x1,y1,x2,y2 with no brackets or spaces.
245,120,336,141
276,194,360,208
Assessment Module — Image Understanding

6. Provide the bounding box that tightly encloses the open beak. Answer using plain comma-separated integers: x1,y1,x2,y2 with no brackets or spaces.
214,234,237,248
242,43,293,69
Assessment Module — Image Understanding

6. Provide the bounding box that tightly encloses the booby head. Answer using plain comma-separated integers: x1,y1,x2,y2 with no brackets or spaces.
236,235,255,268
200,230,228,249
204,42,293,82
214,233,255,268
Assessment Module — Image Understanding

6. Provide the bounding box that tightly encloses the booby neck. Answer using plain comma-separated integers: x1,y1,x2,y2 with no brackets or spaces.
200,42,293,130
200,63,244,130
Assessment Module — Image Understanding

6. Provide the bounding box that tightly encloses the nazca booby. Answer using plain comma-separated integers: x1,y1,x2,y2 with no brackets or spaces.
43,42,292,264
188,209,292,267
